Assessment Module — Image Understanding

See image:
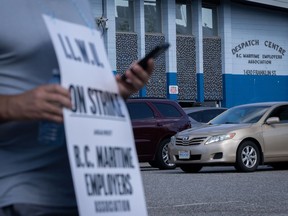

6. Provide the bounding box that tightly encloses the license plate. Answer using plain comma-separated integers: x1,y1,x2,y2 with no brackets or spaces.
178,150,190,159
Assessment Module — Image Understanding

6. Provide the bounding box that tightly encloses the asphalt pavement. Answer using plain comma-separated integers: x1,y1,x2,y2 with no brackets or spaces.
140,164,288,216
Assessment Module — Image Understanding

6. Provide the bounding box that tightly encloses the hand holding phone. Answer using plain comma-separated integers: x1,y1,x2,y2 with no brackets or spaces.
121,42,170,82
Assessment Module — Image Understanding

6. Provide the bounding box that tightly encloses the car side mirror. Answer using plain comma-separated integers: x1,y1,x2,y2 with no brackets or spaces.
266,117,280,125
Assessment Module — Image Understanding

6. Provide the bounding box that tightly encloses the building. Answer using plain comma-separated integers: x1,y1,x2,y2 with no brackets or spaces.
89,0,288,108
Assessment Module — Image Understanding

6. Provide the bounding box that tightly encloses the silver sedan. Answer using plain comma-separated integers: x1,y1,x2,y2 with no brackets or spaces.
168,101,288,172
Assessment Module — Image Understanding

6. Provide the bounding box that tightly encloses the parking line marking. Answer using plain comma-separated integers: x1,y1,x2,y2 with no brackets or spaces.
148,201,245,209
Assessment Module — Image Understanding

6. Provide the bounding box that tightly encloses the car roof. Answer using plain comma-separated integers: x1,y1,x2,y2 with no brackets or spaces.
232,101,288,108
183,107,227,113
126,98,175,102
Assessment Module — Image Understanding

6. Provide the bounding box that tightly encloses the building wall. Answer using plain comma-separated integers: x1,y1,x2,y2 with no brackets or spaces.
116,32,138,97
223,1,288,107
89,0,288,108
203,37,223,101
145,34,166,98
177,36,197,101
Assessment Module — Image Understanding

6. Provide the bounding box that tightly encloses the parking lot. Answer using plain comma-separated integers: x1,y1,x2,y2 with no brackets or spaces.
140,163,288,216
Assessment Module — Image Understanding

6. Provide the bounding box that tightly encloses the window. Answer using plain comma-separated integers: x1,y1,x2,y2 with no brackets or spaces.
127,103,155,120
115,0,134,32
144,0,162,33
153,103,182,117
188,111,202,122
210,106,269,124
202,5,218,36
176,0,192,35
269,105,288,123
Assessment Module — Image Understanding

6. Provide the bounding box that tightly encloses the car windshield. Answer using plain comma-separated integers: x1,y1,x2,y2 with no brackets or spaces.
210,105,270,124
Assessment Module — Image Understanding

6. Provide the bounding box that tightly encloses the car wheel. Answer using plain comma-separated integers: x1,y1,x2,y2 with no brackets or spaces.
155,139,176,170
179,165,202,173
235,141,260,172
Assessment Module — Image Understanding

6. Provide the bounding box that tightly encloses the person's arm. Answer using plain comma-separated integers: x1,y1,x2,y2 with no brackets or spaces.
115,59,154,99
0,84,72,123
0,95,10,121
0,59,153,122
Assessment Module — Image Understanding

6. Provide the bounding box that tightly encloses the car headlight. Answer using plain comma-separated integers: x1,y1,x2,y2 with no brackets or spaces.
205,133,236,145
170,136,176,145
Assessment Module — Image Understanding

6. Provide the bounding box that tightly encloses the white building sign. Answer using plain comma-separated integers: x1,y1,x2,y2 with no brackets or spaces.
232,39,287,76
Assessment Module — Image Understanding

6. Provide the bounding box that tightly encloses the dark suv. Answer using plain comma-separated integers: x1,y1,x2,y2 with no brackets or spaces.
126,98,191,169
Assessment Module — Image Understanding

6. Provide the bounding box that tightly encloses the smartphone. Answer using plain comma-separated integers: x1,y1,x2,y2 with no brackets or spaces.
121,42,170,82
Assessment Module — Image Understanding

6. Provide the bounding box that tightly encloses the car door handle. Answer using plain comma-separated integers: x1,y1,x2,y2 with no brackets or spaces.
157,123,163,126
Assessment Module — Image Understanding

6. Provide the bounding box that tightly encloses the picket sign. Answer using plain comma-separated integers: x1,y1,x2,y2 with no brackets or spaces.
43,15,147,216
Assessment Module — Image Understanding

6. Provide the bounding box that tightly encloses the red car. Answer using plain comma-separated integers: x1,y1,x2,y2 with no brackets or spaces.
126,98,191,169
